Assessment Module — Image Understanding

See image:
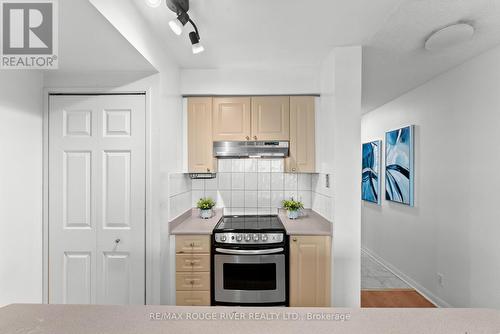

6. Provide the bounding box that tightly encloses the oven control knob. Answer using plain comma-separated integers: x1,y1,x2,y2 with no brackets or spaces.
244,234,251,242
261,234,268,242
220,235,227,242
253,234,259,241
236,234,242,242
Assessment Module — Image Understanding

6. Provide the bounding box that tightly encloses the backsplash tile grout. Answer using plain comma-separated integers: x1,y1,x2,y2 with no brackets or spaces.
191,159,316,216
169,167,334,221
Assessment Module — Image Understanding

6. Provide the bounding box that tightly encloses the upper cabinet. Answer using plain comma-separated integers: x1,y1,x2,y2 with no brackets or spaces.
187,96,316,174
212,97,251,141
251,96,290,141
286,96,316,173
187,97,216,173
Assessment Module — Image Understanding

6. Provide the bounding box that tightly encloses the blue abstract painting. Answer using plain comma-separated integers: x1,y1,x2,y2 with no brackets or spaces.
385,126,414,206
362,140,381,204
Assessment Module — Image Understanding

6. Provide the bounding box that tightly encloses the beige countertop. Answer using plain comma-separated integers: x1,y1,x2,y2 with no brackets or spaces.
1,304,499,334
278,209,332,236
170,208,332,236
169,208,224,235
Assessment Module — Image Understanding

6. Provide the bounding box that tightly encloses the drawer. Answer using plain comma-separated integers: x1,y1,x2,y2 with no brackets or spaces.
176,235,210,254
176,254,210,272
176,291,210,306
176,272,210,291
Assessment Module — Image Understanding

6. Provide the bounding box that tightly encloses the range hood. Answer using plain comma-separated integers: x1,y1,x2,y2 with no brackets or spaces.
213,141,289,159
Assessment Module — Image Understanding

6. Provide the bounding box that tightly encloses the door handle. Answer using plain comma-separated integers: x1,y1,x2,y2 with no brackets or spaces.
215,248,284,255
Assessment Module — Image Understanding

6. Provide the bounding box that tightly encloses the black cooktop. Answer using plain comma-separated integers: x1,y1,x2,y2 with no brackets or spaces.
214,215,285,232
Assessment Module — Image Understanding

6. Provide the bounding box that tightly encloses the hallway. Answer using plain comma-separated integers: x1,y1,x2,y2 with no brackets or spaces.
361,251,435,308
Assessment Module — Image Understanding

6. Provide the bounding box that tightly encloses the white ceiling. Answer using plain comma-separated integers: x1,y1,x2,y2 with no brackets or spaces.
68,0,500,112
363,0,500,112
57,0,155,72
132,0,403,69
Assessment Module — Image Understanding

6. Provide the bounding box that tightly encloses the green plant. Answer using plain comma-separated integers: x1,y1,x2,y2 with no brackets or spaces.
281,198,304,211
197,197,216,210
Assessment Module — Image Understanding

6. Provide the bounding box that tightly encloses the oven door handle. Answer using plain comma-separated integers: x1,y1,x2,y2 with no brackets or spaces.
215,247,284,255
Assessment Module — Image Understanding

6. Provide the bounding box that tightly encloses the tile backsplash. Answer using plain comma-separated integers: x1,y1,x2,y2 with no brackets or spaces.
192,159,313,216
168,161,333,221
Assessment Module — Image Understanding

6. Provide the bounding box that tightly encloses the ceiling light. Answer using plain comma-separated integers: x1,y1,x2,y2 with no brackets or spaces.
165,0,205,54
168,11,189,36
425,23,474,51
189,31,204,54
145,0,162,8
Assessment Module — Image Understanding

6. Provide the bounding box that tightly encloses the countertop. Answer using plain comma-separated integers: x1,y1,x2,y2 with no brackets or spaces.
1,304,499,334
170,208,332,236
169,208,223,235
278,209,332,236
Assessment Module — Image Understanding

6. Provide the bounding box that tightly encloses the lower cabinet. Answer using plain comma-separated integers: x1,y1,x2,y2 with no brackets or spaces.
289,235,332,307
175,235,211,306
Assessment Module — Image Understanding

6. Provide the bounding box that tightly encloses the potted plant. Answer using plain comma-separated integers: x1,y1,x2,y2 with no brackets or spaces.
197,197,216,219
282,198,304,220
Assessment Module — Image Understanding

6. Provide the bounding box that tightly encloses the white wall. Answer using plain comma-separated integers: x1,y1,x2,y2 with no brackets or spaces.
169,173,192,221
362,43,500,308
320,47,362,307
0,72,43,307
181,67,320,96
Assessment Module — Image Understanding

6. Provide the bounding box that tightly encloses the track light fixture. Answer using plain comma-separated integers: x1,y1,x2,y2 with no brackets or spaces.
166,0,204,54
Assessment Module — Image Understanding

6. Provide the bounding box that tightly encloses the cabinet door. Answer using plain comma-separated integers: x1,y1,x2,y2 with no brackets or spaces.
251,96,290,141
290,236,331,307
188,98,215,173
213,97,251,141
287,96,316,173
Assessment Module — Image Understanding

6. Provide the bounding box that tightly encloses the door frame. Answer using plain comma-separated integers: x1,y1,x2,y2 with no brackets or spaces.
42,87,154,305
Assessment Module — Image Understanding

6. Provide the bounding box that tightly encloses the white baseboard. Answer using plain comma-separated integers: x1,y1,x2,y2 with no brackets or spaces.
362,247,452,308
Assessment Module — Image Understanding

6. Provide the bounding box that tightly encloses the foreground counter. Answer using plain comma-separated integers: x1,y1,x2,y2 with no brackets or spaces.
1,304,499,334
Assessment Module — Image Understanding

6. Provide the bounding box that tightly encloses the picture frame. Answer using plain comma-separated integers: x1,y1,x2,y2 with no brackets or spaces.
362,140,382,204
385,125,414,206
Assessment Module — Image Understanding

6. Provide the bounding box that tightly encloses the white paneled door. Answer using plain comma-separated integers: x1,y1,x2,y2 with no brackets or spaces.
49,95,146,305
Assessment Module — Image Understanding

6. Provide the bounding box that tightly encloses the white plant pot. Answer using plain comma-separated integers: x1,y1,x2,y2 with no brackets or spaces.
287,210,300,220
200,209,213,219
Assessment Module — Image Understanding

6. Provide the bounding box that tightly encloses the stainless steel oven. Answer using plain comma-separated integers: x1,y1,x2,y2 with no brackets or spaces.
214,248,286,305
211,215,289,306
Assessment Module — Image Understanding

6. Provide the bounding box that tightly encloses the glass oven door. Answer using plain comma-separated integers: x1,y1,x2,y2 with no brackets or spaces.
214,253,286,304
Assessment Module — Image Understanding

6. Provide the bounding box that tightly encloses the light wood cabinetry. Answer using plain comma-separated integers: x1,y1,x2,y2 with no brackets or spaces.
187,96,316,173
175,235,211,306
251,96,290,141
286,96,316,173
212,97,251,141
289,235,331,307
187,98,216,173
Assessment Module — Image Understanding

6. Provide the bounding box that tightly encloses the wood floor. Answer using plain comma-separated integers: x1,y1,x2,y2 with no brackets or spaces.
361,289,436,308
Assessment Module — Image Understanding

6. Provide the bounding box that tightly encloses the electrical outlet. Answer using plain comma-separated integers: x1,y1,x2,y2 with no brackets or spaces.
437,273,444,287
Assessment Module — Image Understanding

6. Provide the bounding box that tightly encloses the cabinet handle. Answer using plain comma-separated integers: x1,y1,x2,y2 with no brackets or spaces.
190,261,195,266
292,168,296,172
292,238,297,242
207,168,211,172
190,280,195,285
246,136,250,140
253,136,258,140
190,242,195,247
